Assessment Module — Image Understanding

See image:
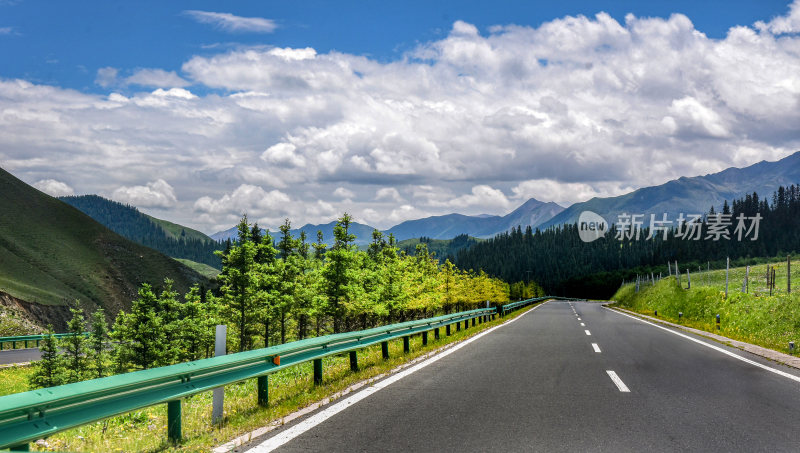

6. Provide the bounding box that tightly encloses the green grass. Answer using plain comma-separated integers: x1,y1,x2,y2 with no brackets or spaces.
1,307,534,453
0,167,208,319
0,365,34,396
146,216,215,244
173,259,220,279
612,271,800,355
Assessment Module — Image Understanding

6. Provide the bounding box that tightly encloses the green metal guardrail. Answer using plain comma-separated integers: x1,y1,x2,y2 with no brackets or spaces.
0,307,499,450
0,333,89,351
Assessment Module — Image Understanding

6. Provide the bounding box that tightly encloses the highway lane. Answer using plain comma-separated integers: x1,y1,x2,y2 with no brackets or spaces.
246,301,800,452
0,348,40,365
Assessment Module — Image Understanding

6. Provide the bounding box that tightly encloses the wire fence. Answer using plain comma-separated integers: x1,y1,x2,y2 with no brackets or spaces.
628,256,798,297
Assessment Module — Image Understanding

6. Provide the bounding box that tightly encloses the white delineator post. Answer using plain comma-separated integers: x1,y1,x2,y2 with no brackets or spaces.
212,325,227,423
725,257,730,298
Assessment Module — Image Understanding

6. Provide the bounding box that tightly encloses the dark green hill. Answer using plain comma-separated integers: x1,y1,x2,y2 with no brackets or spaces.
59,195,223,268
397,234,483,262
0,167,209,328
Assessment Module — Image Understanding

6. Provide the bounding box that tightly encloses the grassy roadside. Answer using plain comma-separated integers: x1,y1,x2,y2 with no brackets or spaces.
2,304,539,452
611,277,799,355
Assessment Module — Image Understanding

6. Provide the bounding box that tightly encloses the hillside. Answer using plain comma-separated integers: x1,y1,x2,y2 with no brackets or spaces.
60,195,223,268
540,151,800,228
397,234,483,261
0,168,209,328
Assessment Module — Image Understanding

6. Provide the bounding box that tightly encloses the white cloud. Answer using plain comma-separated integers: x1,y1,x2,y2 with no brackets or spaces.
95,67,118,88
512,179,631,206
112,179,178,208
261,142,306,168
194,184,291,217
375,187,403,202
183,10,277,33
0,27,14,35
756,0,800,34
333,187,355,199
33,179,74,197
5,7,800,233
125,69,189,88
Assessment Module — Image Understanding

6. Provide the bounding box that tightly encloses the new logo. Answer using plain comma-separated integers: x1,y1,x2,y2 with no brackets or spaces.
578,211,608,243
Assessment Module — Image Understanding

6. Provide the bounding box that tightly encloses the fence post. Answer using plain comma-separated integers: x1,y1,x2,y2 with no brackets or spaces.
349,350,358,372
212,325,226,423
257,375,269,407
788,255,791,294
668,261,671,276
725,257,729,298
313,358,323,385
168,399,182,443
687,269,691,289
745,265,750,293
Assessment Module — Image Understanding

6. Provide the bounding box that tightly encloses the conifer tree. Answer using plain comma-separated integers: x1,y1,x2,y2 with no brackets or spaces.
29,326,65,389
63,307,89,383
88,308,109,379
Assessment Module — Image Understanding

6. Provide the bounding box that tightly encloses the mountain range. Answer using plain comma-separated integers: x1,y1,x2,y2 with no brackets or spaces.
540,151,800,228
210,152,800,243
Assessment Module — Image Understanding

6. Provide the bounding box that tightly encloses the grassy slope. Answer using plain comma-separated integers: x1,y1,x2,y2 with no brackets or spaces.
145,215,214,243
612,269,800,354
174,258,220,279
0,167,207,317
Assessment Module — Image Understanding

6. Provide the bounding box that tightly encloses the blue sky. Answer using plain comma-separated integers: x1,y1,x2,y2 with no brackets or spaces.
1,1,799,234
2,1,791,91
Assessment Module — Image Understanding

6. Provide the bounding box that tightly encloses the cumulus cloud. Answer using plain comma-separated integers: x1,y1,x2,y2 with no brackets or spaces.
5,7,800,233
376,187,403,202
333,187,355,199
756,0,800,34
125,69,189,88
33,179,74,197
112,179,178,208
183,10,277,33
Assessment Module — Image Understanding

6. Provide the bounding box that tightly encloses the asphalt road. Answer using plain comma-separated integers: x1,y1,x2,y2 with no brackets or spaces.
0,348,40,365
245,301,800,452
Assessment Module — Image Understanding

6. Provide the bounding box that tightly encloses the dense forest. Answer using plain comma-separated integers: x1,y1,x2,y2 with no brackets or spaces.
29,214,514,387
455,185,800,299
60,195,224,268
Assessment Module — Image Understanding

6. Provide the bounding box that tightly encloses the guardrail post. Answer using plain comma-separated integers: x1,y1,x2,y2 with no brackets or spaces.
434,327,440,339
403,336,410,353
8,443,29,451
212,325,226,423
422,331,428,346
446,324,451,336
381,341,389,359
257,375,269,406
456,321,461,332
167,399,182,443
313,358,323,385
349,350,358,371
12,341,16,349
472,317,476,327
0,341,4,350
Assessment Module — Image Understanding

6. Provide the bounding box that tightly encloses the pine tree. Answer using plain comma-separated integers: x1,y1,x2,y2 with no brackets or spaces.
29,326,65,389
111,283,166,370
63,307,89,383
88,308,110,379
217,216,260,352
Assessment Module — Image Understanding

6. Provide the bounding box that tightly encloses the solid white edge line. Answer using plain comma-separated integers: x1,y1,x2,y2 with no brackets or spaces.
249,303,548,452
607,307,800,384
585,330,591,336
606,370,630,392
592,343,601,353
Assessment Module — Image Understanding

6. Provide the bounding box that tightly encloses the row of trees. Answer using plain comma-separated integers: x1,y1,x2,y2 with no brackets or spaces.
30,214,511,387
455,185,800,299
217,213,509,352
